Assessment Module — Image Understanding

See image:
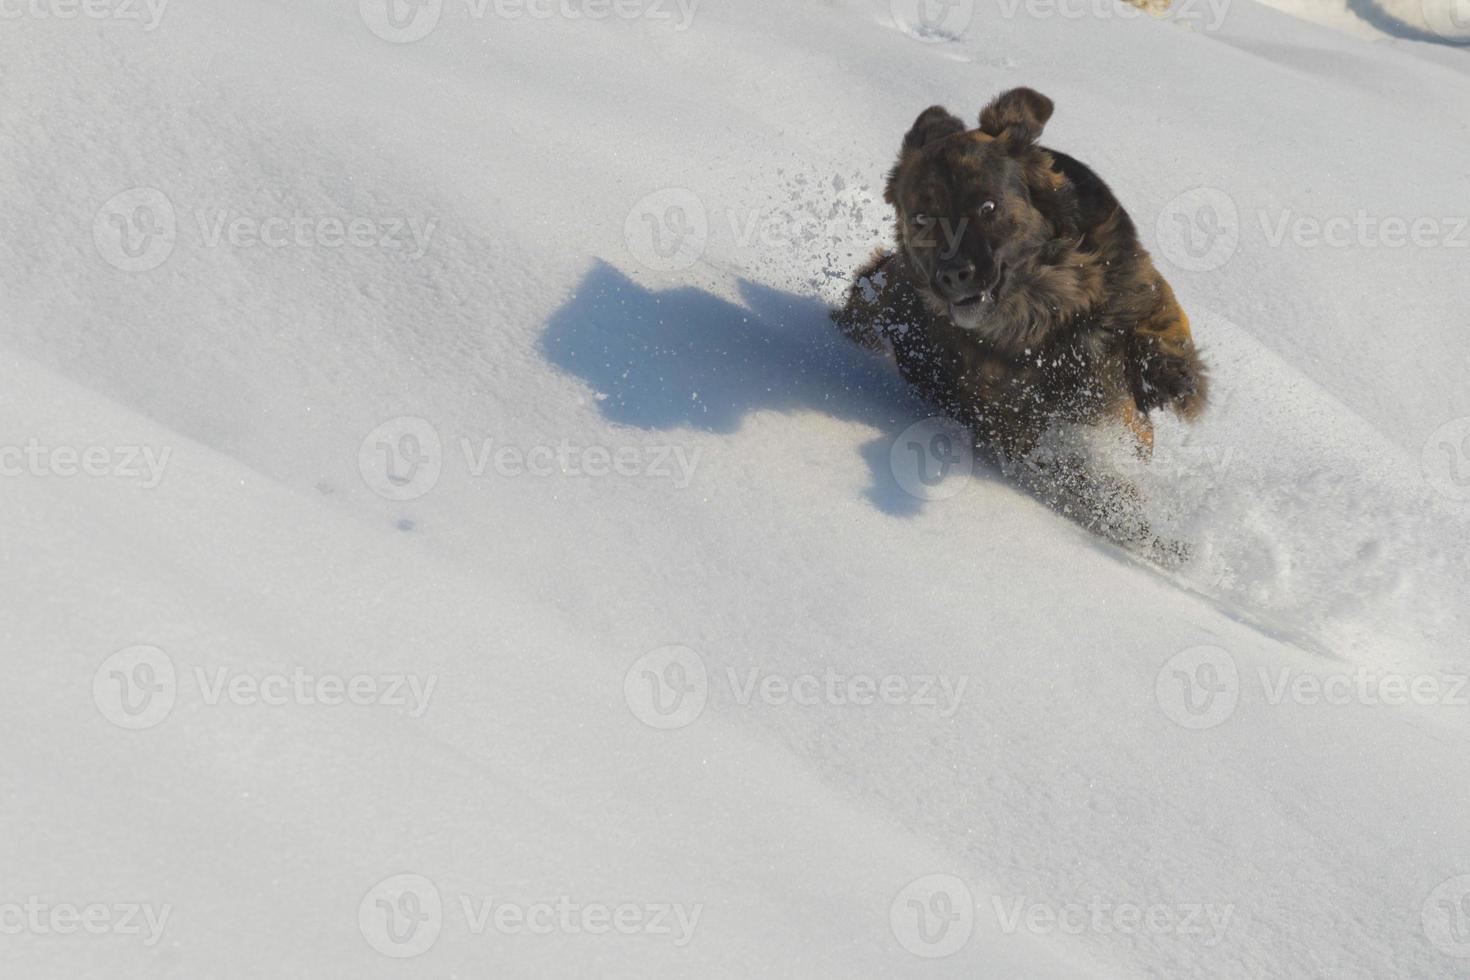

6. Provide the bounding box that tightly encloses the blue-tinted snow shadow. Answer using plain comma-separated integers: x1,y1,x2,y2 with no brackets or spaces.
538,262,1358,661
539,260,968,518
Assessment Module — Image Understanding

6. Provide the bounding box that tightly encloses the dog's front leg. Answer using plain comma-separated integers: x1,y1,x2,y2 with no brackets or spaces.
1130,279,1209,421
833,250,901,351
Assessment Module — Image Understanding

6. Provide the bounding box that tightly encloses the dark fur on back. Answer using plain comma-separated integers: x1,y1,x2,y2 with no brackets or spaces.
836,88,1208,462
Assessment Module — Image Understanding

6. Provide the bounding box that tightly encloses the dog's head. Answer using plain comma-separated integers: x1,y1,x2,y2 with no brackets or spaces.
885,88,1081,335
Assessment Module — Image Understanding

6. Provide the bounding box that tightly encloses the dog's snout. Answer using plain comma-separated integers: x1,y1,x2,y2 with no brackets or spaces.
935,262,977,297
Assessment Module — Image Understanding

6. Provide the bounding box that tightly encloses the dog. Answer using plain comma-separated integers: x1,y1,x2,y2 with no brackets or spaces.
836,87,1207,480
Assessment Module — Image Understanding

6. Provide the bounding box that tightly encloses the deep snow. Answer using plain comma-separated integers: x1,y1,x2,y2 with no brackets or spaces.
2,0,1469,977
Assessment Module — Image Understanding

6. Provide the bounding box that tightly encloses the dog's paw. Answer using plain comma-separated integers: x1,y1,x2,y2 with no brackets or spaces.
1137,352,1208,421
830,304,884,351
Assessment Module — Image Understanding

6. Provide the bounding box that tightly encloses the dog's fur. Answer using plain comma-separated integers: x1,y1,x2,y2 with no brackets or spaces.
836,88,1207,463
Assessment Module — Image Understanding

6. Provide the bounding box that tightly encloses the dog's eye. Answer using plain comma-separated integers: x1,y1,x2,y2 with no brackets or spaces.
911,213,931,229
978,201,997,217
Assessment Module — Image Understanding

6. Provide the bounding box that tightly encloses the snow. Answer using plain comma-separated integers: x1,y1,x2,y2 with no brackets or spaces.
1,0,1469,977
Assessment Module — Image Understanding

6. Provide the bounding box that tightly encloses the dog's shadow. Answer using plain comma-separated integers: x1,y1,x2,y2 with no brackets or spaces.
540,262,1352,660
540,260,969,518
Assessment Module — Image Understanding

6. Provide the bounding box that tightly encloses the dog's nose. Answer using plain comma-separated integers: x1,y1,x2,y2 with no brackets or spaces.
935,262,977,297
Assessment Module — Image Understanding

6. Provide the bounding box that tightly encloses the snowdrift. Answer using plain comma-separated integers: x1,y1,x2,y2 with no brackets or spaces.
2,0,1468,976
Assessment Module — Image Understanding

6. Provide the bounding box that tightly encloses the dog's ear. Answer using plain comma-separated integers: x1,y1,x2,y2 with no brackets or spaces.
902,106,967,153
887,107,966,205
979,87,1054,145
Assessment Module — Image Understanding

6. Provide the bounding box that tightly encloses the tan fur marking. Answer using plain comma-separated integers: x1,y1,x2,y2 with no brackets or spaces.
1121,401,1155,457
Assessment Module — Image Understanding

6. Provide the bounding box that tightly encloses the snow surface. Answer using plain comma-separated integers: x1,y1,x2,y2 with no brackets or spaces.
2,0,1469,977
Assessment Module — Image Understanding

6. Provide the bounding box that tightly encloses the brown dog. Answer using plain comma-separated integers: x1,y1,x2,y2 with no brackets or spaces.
836,87,1207,468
